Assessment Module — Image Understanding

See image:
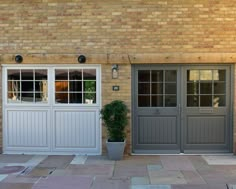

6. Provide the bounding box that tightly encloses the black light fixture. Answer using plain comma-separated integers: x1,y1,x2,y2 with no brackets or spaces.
15,55,23,63
78,55,86,63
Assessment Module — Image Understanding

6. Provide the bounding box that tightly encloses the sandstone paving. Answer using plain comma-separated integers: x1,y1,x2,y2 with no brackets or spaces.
0,182,33,189
172,184,228,189
181,170,206,184
131,176,150,185
0,155,33,164
85,156,115,165
91,176,130,189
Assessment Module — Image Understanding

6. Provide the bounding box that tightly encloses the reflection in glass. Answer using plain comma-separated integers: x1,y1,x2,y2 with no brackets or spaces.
213,70,225,81
187,95,199,107
138,96,150,107
84,93,96,104
187,82,199,94
165,83,176,94
69,81,82,92
200,70,212,81
35,70,47,80
8,81,20,92
22,81,34,92
213,95,225,107
165,70,176,82
200,95,212,107
138,70,150,82
84,69,96,80
151,95,163,107
55,93,68,103
200,83,212,94
55,69,68,80
69,93,82,103
69,69,82,80
35,93,47,102
152,70,163,82
84,81,96,92
8,70,20,80
55,81,68,92
21,70,33,80
21,93,34,102
138,83,150,94
165,95,177,107
187,70,199,81
8,92,21,102
152,83,163,94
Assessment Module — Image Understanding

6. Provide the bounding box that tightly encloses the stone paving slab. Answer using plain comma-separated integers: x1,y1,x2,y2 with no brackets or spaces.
91,176,130,189
172,184,227,189
85,156,115,165
149,170,186,185
27,167,55,177
2,175,39,184
116,156,161,166
53,164,114,177
37,155,74,169
160,156,195,171
114,164,148,177
131,185,171,189
131,177,150,185
70,155,87,165
202,155,236,165
0,166,25,174
181,170,206,184
187,156,211,171
0,155,33,164
0,182,33,189
0,175,8,182
228,184,236,189
32,176,93,189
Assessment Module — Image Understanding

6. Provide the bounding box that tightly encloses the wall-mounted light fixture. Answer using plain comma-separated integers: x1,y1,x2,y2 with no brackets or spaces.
15,55,23,63
112,64,119,79
78,55,86,63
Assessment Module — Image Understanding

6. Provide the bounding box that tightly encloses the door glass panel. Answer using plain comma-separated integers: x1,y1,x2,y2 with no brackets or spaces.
165,95,177,107
200,70,212,81
69,81,82,92
214,83,225,94
138,95,150,107
151,95,163,107
200,95,212,106
214,95,225,107
69,93,82,103
152,83,163,94
200,82,212,94
187,82,199,94
165,70,176,82
152,70,163,82
138,70,150,82
84,69,96,80
138,83,150,94
55,81,68,92
187,95,199,107
69,69,82,80
8,70,20,80
55,70,68,80
165,83,176,94
21,93,34,102
56,93,68,103
214,70,226,81
21,70,34,80
35,70,47,80
83,93,96,104
187,70,199,81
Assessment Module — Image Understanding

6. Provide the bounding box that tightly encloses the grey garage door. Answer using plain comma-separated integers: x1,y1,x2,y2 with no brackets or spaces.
132,65,232,154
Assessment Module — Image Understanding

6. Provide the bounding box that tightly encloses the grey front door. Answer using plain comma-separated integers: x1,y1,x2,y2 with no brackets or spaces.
132,65,232,153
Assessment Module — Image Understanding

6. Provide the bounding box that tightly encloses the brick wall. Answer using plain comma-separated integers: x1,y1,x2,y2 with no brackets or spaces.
0,0,236,154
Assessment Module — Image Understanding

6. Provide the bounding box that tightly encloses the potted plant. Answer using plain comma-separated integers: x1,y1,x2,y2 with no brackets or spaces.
100,100,128,160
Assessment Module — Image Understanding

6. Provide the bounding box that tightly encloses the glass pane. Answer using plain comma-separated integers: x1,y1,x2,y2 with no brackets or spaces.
187,70,199,81
152,70,163,82
200,95,212,107
35,93,48,102
55,81,68,92
35,70,47,80
152,83,163,94
35,81,48,92
187,82,199,94
69,69,82,80
165,70,176,82
21,70,33,80
138,95,150,107
165,95,177,107
213,70,225,81
138,70,150,82
69,81,82,92
200,82,212,94
84,81,96,92
200,70,212,81
151,95,163,107
187,95,199,107
84,93,96,104
214,82,225,94
8,81,20,92
55,69,68,80
55,93,68,103
214,95,225,107
84,69,96,80
138,83,150,94
165,83,176,94
8,70,20,80
22,81,34,92
69,93,82,103
21,93,34,102
8,92,21,102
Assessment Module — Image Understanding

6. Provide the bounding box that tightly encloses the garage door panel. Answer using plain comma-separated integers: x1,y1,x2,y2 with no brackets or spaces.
54,110,97,149
187,116,225,144
6,110,49,148
138,116,177,144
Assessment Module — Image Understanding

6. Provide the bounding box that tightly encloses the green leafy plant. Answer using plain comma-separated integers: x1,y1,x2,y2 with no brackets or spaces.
100,100,128,142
